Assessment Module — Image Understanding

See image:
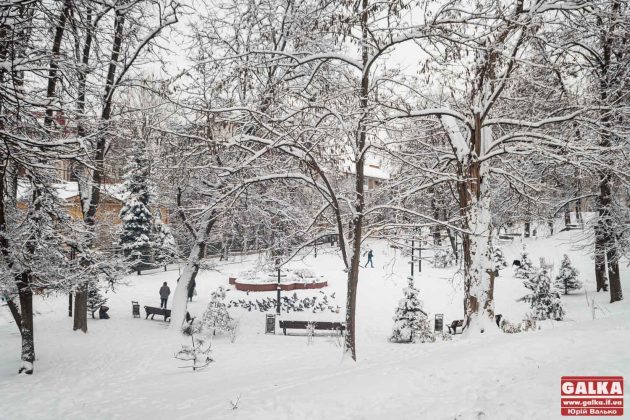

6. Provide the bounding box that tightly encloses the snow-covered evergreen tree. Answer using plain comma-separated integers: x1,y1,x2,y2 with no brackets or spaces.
493,244,508,274
201,286,237,335
433,249,455,268
87,285,108,319
554,254,583,295
119,138,155,273
153,209,177,264
519,269,565,321
514,251,535,280
389,277,435,343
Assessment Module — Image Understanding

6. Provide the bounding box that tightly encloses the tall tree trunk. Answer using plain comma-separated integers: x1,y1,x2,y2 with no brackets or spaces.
460,115,496,333
17,273,34,374
72,283,88,331
169,211,216,331
75,10,125,332
594,226,608,292
607,246,622,303
430,191,442,245
343,0,369,361
595,0,623,304
597,171,621,302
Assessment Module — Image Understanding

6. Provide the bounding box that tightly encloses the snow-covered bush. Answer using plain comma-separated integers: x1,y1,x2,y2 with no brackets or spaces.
433,249,455,268
174,333,213,371
493,245,508,274
389,277,435,343
306,322,316,345
500,315,538,334
519,269,565,321
153,210,177,264
86,285,108,319
292,268,317,281
514,251,535,279
202,287,238,336
554,254,582,295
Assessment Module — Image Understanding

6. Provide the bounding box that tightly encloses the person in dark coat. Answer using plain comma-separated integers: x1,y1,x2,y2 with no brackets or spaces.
364,249,374,268
159,282,171,308
187,279,196,302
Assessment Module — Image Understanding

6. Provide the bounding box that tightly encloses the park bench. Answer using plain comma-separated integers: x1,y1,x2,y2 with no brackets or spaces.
144,306,171,321
279,320,345,335
447,319,464,334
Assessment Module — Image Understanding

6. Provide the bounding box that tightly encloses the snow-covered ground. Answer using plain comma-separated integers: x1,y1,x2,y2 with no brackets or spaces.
1,229,629,420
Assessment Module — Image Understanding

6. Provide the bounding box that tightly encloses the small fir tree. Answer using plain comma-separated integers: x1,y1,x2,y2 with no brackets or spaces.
519,269,565,321
554,254,583,295
493,244,508,274
153,209,177,264
201,287,237,335
119,138,155,273
515,251,535,280
390,277,435,343
87,285,108,319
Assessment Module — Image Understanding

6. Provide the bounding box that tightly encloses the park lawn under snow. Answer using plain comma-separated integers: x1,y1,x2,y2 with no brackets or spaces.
1,229,629,420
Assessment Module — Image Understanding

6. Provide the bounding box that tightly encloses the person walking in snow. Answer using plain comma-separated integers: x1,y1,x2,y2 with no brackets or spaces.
187,278,196,302
159,282,171,308
364,249,374,268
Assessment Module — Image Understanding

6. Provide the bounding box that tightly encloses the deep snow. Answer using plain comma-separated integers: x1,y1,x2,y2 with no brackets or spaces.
1,229,629,420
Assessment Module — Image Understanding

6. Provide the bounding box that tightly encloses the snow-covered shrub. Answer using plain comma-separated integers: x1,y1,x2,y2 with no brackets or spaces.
153,210,177,264
433,249,455,268
554,254,582,295
174,333,213,371
292,268,317,281
500,315,538,334
493,245,508,274
389,277,435,343
238,270,264,282
306,321,316,345
202,287,238,337
519,269,565,321
86,285,108,319
514,251,535,279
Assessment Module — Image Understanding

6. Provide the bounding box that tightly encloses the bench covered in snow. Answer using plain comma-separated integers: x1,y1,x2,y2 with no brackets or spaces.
144,306,171,321
447,319,464,334
279,320,345,335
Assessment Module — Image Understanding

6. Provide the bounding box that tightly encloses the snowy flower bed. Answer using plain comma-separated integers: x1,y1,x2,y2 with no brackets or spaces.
236,268,319,284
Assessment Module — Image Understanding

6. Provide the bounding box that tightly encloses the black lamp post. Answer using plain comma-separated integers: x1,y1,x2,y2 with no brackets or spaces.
275,258,282,315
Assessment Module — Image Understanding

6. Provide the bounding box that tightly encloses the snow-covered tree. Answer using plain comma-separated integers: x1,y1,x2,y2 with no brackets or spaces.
119,138,155,273
390,277,434,343
87,285,108,319
201,287,237,335
519,269,565,321
554,255,583,295
433,249,456,268
515,252,535,280
153,210,177,264
493,245,508,274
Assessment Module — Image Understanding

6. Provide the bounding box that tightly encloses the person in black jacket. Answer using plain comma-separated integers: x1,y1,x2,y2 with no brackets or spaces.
364,249,374,268
159,282,171,308
187,279,196,302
